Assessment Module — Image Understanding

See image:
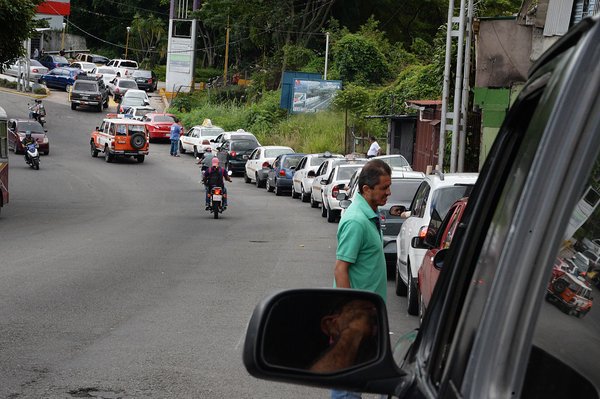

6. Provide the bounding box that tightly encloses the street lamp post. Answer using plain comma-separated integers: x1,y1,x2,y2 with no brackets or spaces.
61,22,66,51
125,26,131,59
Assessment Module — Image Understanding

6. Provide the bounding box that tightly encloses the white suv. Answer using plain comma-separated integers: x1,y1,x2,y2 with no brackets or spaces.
395,172,478,315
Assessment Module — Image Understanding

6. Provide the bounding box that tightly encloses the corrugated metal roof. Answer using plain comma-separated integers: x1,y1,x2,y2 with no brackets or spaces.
544,0,575,36
572,0,600,25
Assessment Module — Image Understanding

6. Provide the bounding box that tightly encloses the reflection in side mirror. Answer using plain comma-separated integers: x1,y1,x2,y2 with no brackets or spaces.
244,289,387,374
336,192,348,201
389,205,407,217
433,248,447,270
320,179,328,185
339,199,352,209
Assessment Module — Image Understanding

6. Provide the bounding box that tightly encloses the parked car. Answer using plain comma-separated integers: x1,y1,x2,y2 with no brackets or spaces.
39,67,83,91
130,69,158,92
117,95,150,114
414,197,469,320
7,119,49,155
70,61,97,73
395,172,478,315
179,120,224,157
340,168,425,275
91,66,117,86
371,154,412,171
4,59,48,81
75,53,109,65
244,146,295,187
291,152,344,202
265,153,306,196
321,163,366,223
105,59,139,77
310,158,351,209
120,89,150,107
90,117,149,163
242,16,600,399
142,113,177,142
123,106,156,121
70,74,109,111
546,272,593,318
216,139,260,175
108,78,138,102
212,129,259,150
38,54,69,70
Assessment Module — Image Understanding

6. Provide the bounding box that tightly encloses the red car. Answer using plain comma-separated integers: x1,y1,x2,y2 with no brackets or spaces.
142,113,177,142
7,119,50,155
417,197,468,320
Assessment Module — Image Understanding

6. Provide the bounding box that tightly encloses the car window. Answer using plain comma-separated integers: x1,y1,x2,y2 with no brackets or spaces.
74,82,96,91
153,115,174,123
442,204,463,249
132,70,151,78
119,80,138,89
388,180,423,204
265,148,292,158
283,156,302,169
120,61,138,68
231,140,258,151
410,181,431,218
30,59,43,67
54,56,68,64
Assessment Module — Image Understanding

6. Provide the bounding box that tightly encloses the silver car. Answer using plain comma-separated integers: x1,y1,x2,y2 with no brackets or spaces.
320,163,366,223
5,59,49,82
291,152,344,202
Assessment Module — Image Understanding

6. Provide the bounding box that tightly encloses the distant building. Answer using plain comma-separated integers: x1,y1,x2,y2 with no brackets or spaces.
35,0,70,30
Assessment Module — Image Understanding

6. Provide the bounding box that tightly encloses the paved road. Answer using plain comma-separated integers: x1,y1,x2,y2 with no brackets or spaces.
0,90,418,398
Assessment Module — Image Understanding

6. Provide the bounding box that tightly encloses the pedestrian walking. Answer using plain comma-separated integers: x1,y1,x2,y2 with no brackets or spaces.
366,136,381,158
170,118,182,156
331,159,392,399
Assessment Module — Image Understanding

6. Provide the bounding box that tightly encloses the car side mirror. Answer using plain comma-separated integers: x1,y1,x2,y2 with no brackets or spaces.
433,248,447,270
243,155,249,160
320,179,328,185
336,193,347,201
411,236,428,249
388,205,407,217
339,199,352,209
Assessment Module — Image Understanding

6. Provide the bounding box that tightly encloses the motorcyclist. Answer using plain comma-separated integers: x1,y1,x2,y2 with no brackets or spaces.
200,147,215,171
203,157,231,210
29,100,45,123
21,131,37,163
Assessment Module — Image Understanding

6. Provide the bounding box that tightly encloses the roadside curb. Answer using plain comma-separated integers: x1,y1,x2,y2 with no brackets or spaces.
0,86,48,99
159,88,170,110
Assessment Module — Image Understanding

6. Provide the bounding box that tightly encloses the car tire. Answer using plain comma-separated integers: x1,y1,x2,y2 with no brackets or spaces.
104,148,113,163
327,206,336,223
90,142,98,158
244,172,251,184
256,173,264,188
301,185,310,202
97,103,103,112
65,84,72,93
137,155,145,163
130,133,146,149
321,201,327,217
291,184,300,199
395,261,408,296
193,146,199,158
407,266,419,316
274,180,283,196
71,103,76,110
179,142,186,154
553,279,568,293
311,194,319,208
266,178,274,192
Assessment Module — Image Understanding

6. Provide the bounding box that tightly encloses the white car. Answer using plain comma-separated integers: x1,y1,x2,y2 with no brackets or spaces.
179,121,224,158
121,89,149,103
108,78,138,101
320,163,366,223
395,172,479,315
91,66,117,86
244,146,294,187
291,152,344,202
106,59,139,78
70,61,97,73
212,129,260,150
123,106,156,121
5,59,48,81
310,158,352,209
371,154,412,171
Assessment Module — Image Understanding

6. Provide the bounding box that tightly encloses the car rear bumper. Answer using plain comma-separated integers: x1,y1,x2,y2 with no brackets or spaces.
72,99,102,106
149,130,171,139
227,160,247,172
275,178,293,189
110,150,149,156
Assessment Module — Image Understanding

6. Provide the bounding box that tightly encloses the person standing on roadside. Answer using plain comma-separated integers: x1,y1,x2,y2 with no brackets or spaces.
366,136,380,159
331,159,391,399
170,118,182,157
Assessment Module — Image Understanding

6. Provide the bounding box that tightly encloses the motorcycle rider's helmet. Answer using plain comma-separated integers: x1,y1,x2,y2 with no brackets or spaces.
25,130,32,138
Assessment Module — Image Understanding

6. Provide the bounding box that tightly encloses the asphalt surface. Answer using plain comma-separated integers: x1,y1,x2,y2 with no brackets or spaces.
0,89,418,398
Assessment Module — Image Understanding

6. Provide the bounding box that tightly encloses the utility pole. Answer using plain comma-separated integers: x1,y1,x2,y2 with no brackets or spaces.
223,16,230,85
324,32,330,80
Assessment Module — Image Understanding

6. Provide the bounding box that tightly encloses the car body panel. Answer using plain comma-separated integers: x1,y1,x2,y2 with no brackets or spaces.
5,59,48,81
142,113,176,141
39,67,83,90
266,153,306,194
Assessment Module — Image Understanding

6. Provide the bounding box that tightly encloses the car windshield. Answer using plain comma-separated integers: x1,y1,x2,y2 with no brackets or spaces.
388,180,423,203
92,56,108,63
265,148,292,158
133,70,152,78
283,157,302,168
336,166,362,180
153,115,175,123
231,140,258,151
18,121,44,134
310,156,333,166
74,82,96,91
30,59,43,67
200,127,224,136
126,92,146,99
379,156,410,168
230,134,255,141
53,56,68,64
135,109,154,117
119,80,138,89
431,185,473,221
121,98,146,107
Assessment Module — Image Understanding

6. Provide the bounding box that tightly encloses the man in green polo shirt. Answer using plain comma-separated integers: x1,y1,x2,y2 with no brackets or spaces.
334,159,392,300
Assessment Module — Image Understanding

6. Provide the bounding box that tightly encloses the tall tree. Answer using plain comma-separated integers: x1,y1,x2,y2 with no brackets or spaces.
0,0,42,66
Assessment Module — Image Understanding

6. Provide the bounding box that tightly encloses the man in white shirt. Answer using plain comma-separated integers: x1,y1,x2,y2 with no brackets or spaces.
366,136,380,158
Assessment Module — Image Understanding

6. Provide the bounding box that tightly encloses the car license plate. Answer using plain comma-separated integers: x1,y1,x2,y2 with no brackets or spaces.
212,195,222,201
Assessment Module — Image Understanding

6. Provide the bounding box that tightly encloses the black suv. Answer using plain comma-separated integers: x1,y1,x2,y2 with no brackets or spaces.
131,69,157,92
70,74,109,112
243,15,600,399
217,139,259,175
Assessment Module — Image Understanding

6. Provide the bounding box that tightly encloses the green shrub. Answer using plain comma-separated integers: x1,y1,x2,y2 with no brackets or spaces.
33,87,47,95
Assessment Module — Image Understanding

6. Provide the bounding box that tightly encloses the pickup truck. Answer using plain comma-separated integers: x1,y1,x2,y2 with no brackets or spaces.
105,59,138,78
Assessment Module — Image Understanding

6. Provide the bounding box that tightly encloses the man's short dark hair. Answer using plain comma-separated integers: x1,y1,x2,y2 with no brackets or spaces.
370,136,376,141
358,159,391,194
173,117,179,123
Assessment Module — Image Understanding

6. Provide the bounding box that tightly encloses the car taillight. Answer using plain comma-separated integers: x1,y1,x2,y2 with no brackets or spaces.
119,107,124,113
231,151,237,157
418,226,428,238
380,214,386,223
111,141,115,148
148,78,153,83
262,161,270,168
279,169,286,176
332,186,340,198
115,87,120,93
32,68,39,73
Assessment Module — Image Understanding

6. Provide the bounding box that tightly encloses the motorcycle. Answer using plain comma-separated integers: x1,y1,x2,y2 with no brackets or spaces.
208,186,225,219
28,101,46,126
25,142,40,170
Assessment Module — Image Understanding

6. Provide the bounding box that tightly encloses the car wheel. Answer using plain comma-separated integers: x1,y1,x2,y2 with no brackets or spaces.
90,142,98,158
301,185,310,202
395,261,408,296
310,194,319,208
137,155,145,163
244,172,251,184
266,178,274,192
327,205,336,223
193,146,199,158
104,148,113,163
407,266,419,316
321,200,327,217
179,142,186,154
274,180,283,196
65,84,72,92
97,103,103,112
291,184,300,199
255,173,264,188
71,103,76,110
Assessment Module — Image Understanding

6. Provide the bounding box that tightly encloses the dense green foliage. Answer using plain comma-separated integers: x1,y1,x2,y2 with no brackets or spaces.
0,0,42,67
